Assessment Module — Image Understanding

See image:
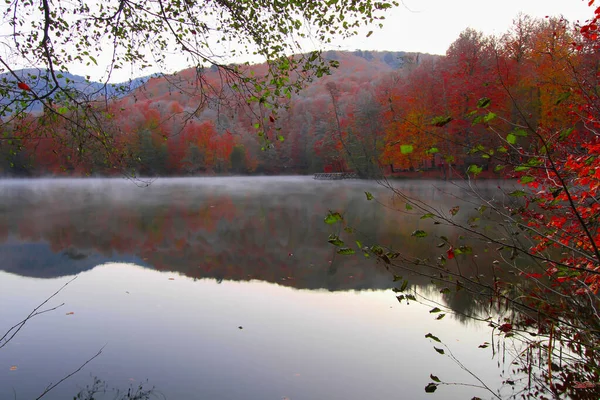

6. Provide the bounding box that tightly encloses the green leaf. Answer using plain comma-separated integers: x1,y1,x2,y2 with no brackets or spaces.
370,245,385,255
514,165,530,172
429,307,442,313
420,213,435,219
520,176,535,184
424,383,438,393
472,115,483,125
436,313,446,320
405,203,413,210
483,112,496,123
400,144,413,154
366,30,373,37
434,347,445,355
277,135,285,142
494,164,506,172
426,147,439,154
555,92,571,105
431,116,453,127
365,191,374,201
399,280,409,292
508,190,527,197
559,128,574,142
477,97,491,108
324,211,343,224
506,133,517,145
337,247,355,255
328,234,344,246
457,245,472,254
526,158,543,167
430,374,441,383
513,128,528,137
467,165,482,175
425,333,441,342
411,230,428,238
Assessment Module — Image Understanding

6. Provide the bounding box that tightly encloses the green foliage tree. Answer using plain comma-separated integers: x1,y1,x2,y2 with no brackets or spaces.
230,145,248,174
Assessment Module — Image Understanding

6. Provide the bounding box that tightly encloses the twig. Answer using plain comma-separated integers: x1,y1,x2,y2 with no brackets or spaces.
0,276,77,349
35,346,105,400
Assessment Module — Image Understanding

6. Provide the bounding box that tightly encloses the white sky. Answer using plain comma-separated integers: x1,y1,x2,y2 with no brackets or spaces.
343,0,594,55
123,0,595,82
1,0,595,83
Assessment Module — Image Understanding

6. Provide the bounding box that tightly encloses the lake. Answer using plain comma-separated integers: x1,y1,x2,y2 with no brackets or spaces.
0,177,512,400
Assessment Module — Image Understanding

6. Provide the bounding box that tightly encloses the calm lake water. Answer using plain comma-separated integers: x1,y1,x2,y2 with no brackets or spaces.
0,177,513,400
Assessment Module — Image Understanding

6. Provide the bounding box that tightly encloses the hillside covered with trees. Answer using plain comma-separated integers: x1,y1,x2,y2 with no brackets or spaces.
2,13,596,179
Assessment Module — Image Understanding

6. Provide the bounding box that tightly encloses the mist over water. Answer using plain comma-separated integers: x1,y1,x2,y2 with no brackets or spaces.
0,177,507,399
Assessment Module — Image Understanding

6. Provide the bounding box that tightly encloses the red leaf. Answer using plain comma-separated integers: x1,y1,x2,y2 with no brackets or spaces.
498,323,513,333
447,247,455,259
523,273,542,279
269,115,275,123
17,82,31,91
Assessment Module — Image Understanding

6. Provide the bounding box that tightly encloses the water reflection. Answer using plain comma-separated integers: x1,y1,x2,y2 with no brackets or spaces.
0,264,499,400
0,177,418,288
0,177,516,316
0,177,507,288
0,177,509,399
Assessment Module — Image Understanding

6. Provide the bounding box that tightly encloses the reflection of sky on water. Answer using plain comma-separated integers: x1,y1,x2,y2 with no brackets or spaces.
0,263,501,400
0,177,518,399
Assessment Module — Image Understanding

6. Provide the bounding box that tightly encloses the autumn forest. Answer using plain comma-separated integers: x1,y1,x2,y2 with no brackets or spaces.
1,13,596,179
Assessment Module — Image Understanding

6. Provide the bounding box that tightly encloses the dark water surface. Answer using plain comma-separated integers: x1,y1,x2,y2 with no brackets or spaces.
0,177,506,399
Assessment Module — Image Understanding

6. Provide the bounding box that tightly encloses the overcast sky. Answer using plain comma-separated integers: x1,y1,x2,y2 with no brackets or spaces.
2,0,595,82
341,0,594,55
134,0,595,82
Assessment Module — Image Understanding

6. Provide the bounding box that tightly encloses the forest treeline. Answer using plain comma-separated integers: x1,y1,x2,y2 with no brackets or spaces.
1,14,596,177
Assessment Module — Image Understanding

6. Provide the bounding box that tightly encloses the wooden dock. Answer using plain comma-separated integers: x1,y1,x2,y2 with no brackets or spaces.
313,172,359,180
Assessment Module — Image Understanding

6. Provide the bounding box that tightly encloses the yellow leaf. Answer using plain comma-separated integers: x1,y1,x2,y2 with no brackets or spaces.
9,366,17,371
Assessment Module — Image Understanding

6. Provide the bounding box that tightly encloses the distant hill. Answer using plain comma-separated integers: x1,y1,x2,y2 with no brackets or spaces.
2,51,437,112
121,50,440,108
0,50,443,176
0,68,152,112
